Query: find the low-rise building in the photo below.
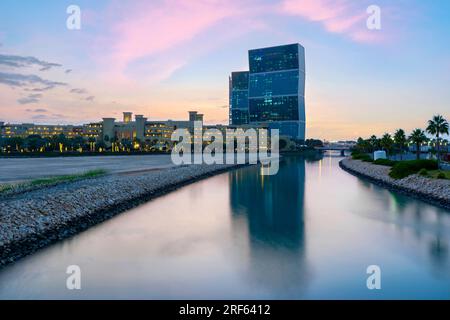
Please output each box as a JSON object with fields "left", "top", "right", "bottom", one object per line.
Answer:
{"left": 0, "top": 111, "right": 279, "bottom": 152}
{"left": 0, "top": 123, "right": 83, "bottom": 138}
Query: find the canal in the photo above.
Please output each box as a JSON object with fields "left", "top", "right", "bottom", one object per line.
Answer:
{"left": 0, "top": 154, "right": 449, "bottom": 299}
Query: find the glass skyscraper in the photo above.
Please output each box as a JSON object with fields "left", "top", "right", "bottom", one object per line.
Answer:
{"left": 229, "top": 71, "right": 249, "bottom": 126}
{"left": 229, "top": 43, "right": 306, "bottom": 140}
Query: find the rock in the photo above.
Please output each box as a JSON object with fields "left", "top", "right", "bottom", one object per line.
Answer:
{"left": 340, "top": 158, "right": 450, "bottom": 210}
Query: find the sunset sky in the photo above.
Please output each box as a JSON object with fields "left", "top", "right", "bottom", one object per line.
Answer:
{"left": 0, "top": 0, "right": 449, "bottom": 140}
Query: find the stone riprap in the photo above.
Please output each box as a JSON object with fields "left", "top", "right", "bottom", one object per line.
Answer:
{"left": 340, "top": 158, "right": 450, "bottom": 210}
{"left": 0, "top": 164, "right": 241, "bottom": 267}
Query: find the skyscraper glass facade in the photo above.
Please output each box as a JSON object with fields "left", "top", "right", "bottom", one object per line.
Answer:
{"left": 229, "top": 71, "right": 249, "bottom": 125}
{"left": 229, "top": 43, "right": 306, "bottom": 140}
{"left": 248, "top": 43, "right": 305, "bottom": 140}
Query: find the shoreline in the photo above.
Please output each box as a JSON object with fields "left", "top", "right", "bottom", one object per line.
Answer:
{"left": 339, "top": 158, "right": 450, "bottom": 211}
{"left": 0, "top": 164, "right": 246, "bottom": 268}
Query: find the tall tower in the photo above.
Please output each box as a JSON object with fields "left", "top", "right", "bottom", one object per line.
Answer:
{"left": 229, "top": 71, "right": 249, "bottom": 125}
{"left": 247, "top": 43, "right": 306, "bottom": 140}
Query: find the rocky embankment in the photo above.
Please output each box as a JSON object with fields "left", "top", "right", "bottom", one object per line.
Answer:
{"left": 340, "top": 158, "right": 450, "bottom": 210}
{"left": 0, "top": 164, "right": 241, "bottom": 267}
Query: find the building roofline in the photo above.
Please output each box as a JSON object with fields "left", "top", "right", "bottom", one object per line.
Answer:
{"left": 248, "top": 43, "right": 304, "bottom": 52}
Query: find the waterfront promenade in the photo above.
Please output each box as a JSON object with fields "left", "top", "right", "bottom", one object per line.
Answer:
{"left": 0, "top": 154, "right": 175, "bottom": 183}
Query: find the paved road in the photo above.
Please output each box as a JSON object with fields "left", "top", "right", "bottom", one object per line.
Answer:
{"left": 0, "top": 155, "right": 175, "bottom": 183}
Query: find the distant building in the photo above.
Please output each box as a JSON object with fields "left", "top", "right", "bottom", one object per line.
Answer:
{"left": 0, "top": 111, "right": 201, "bottom": 151}
{"left": 189, "top": 111, "right": 204, "bottom": 122}
{"left": 229, "top": 43, "right": 306, "bottom": 140}
{"left": 0, "top": 123, "right": 84, "bottom": 139}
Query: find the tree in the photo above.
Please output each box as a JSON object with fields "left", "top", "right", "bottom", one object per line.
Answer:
{"left": 96, "top": 141, "right": 106, "bottom": 152}
{"left": 393, "top": 129, "right": 407, "bottom": 160}
{"left": 369, "top": 135, "right": 380, "bottom": 152}
{"left": 121, "top": 138, "right": 132, "bottom": 152}
{"left": 133, "top": 138, "right": 142, "bottom": 151}
{"left": 0, "top": 137, "right": 6, "bottom": 152}
{"left": 409, "top": 129, "right": 428, "bottom": 160}
{"left": 380, "top": 133, "right": 394, "bottom": 155}
{"left": 25, "top": 135, "right": 45, "bottom": 152}
{"left": 355, "top": 137, "right": 371, "bottom": 154}
{"left": 71, "top": 136, "right": 85, "bottom": 151}
{"left": 110, "top": 136, "right": 118, "bottom": 152}
{"left": 305, "top": 139, "right": 324, "bottom": 148}
{"left": 55, "top": 134, "right": 67, "bottom": 152}
{"left": 7, "top": 137, "right": 24, "bottom": 152}
{"left": 426, "top": 114, "right": 449, "bottom": 167}
{"left": 88, "top": 137, "right": 96, "bottom": 152}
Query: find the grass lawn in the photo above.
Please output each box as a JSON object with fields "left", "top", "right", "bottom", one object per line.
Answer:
{"left": 0, "top": 169, "right": 108, "bottom": 194}
{"left": 427, "top": 170, "right": 450, "bottom": 179}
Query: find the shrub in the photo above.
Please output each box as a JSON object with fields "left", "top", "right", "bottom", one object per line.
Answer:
{"left": 418, "top": 168, "right": 428, "bottom": 176}
{"left": 437, "top": 172, "right": 447, "bottom": 179}
{"left": 373, "top": 159, "right": 397, "bottom": 166}
{"left": 389, "top": 160, "right": 438, "bottom": 179}
{"left": 352, "top": 153, "right": 372, "bottom": 162}
{"left": 351, "top": 152, "right": 363, "bottom": 159}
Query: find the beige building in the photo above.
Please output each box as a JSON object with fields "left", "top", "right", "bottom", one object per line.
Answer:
{"left": 1, "top": 111, "right": 275, "bottom": 151}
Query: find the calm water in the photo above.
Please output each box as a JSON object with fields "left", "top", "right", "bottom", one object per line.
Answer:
{"left": 1, "top": 154, "right": 449, "bottom": 299}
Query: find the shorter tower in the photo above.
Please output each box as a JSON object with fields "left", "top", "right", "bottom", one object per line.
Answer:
{"left": 123, "top": 112, "right": 132, "bottom": 123}
{"left": 135, "top": 115, "right": 147, "bottom": 141}
{"left": 188, "top": 111, "right": 198, "bottom": 122}
{"left": 102, "top": 118, "right": 115, "bottom": 145}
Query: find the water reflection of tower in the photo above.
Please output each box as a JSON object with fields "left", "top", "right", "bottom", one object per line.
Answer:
{"left": 229, "top": 156, "right": 310, "bottom": 298}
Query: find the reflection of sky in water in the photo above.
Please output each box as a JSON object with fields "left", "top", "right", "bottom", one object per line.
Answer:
{"left": 0, "top": 154, "right": 449, "bottom": 299}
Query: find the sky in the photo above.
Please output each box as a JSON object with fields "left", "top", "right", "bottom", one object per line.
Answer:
{"left": 0, "top": 0, "right": 449, "bottom": 141}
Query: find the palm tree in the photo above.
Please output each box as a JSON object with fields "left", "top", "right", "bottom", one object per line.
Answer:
{"left": 88, "top": 137, "right": 96, "bottom": 152}
{"left": 121, "top": 138, "right": 132, "bottom": 152}
{"left": 7, "top": 137, "right": 24, "bottom": 152}
{"left": 393, "top": 129, "right": 407, "bottom": 160}
{"left": 96, "top": 141, "right": 106, "bottom": 152}
{"left": 110, "top": 136, "right": 118, "bottom": 152}
{"left": 25, "top": 135, "right": 45, "bottom": 152}
{"left": 71, "top": 136, "right": 85, "bottom": 152}
{"left": 56, "top": 133, "right": 67, "bottom": 152}
{"left": 0, "top": 137, "right": 5, "bottom": 152}
{"left": 380, "top": 133, "right": 394, "bottom": 156}
{"left": 409, "top": 129, "right": 428, "bottom": 160}
{"left": 369, "top": 135, "right": 379, "bottom": 152}
{"left": 426, "top": 115, "right": 449, "bottom": 167}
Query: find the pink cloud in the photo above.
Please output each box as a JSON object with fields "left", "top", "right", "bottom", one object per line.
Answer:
{"left": 280, "top": 0, "right": 385, "bottom": 43}
{"left": 107, "top": 0, "right": 240, "bottom": 74}
{"left": 90, "top": 0, "right": 395, "bottom": 86}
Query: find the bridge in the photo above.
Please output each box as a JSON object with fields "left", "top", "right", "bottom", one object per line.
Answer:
{"left": 315, "top": 146, "right": 353, "bottom": 156}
